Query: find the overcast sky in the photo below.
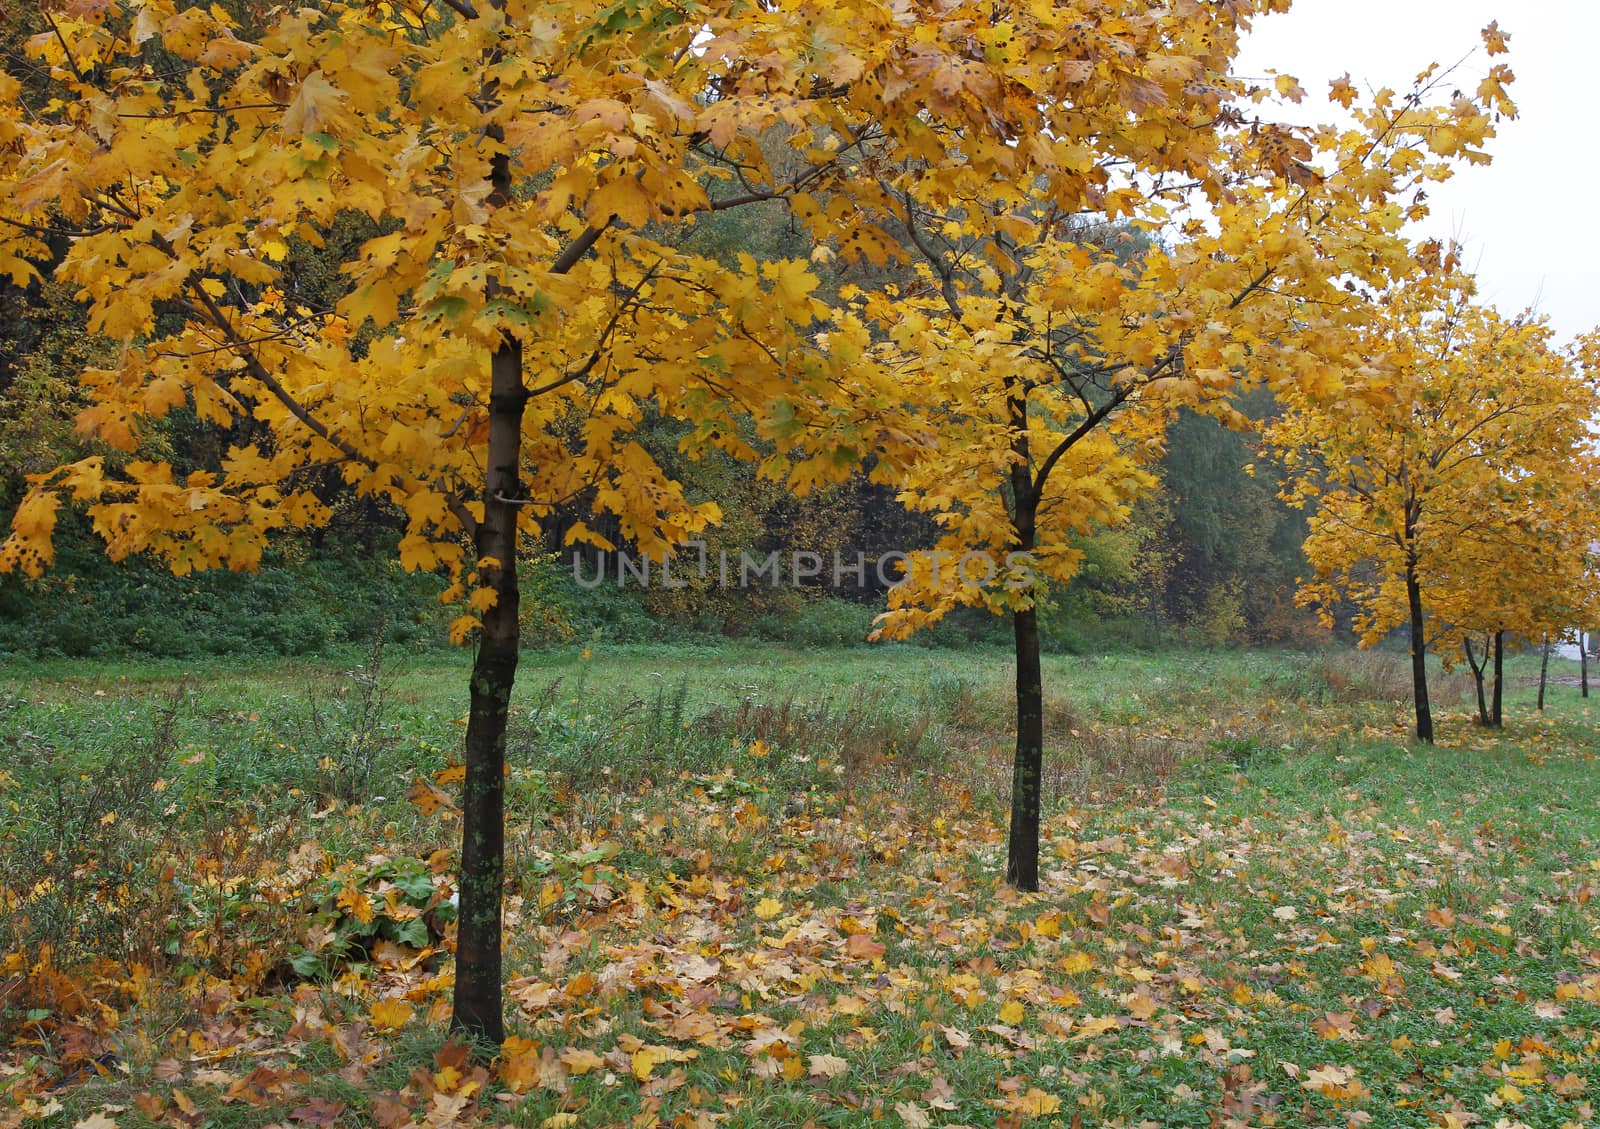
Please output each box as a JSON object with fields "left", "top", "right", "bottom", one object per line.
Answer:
{"left": 1235, "top": 1, "right": 1598, "bottom": 345}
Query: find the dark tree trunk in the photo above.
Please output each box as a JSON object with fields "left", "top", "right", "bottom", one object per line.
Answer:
{"left": 1002, "top": 375, "right": 1046, "bottom": 893}
{"left": 1583, "top": 632, "right": 1589, "bottom": 698}
{"left": 1006, "top": 603, "right": 1044, "bottom": 892}
{"left": 1538, "top": 634, "right": 1550, "bottom": 711}
{"left": 1404, "top": 566, "right": 1433, "bottom": 743}
{"left": 450, "top": 339, "right": 525, "bottom": 1046}
{"left": 1492, "top": 630, "right": 1504, "bottom": 727}
{"left": 1464, "top": 636, "right": 1490, "bottom": 726}
{"left": 450, "top": 53, "right": 523, "bottom": 1040}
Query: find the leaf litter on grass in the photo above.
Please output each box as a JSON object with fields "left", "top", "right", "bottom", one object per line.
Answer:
{"left": 3, "top": 676, "right": 1600, "bottom": 1129}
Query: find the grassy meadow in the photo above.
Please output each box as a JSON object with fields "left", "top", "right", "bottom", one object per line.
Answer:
{"left": 3, "top": 641, "right": 1599, "bottom": 1128}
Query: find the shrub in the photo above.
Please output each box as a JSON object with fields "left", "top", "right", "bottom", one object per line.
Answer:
{"left": 1193, "top": 580, "right": 1247, "bottom": 648}
{"left": 0, "top": 526, "right": 447, "bottom": 659}
{"left": 747, "top": 597, "right": 876, "bottom": 647}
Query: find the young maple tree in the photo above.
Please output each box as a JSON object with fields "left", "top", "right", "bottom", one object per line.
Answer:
{"left": 860, "top": 39, "right": 1517, "bottom": 888}
{"left": 1440, "top": 328, "right": 1600, "bottom": 723}
{"left": 0, "top": 0, "right": 1313, "bottom": 1041}
{"left": 1271, "top": 261, "right": 1596, "bottom": 743}
{"left": 1443, "top": 470, "right": 1600, "bottom": 727}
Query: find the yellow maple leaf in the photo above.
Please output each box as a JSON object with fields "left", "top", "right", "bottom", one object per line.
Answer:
{"left": 1126, "top": 992, "right": 1159, "bottom": 1020}
{"left": 370, "top": 998, "right": 413, "bottom": 1030}
{"left": 407, "top": 777, "right": 459, "bottom": 818}
{"left": 588, "top": 175, "right": 652, "bottom": 228}
{"left": 73, "top": 1115, "right": 121, "bottom": 1129}
{"left": 336, "top": 886, "right": 375, "bottom": 925}
{"left": 280, "top": 71, "right": 349, "bottom": 136}
{"left": 433, "top": 763, "right": 467, "bottom": 787}
{"left": 631, "top": 1047, "right": 663, "bottom": 1081}
{"left": 1061, "top": 952, "right": 1093, "bottom": 975}
{"left": 497, "top": 1035, "right": 539, "bottom": 1094}
{"left": 1004, "top": 1087, "right": 1061, "bottom": 1117}
{"left": 894, "top": 1101, "right": 931, "bottom": 1128}
{"left": 559, "top": 1048, "right": 605, "bottom": 1075}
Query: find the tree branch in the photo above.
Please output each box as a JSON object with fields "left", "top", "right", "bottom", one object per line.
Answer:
{"left": 40, "top": 11, "right": 86, "bottom": 85}
{"left": 550, "top": 221, "right": 610, "bottom": 275}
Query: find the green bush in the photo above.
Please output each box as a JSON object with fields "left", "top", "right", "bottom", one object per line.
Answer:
{"left": 747, "top": 597, "right": 876, "bottom": 647}
{"left": 524, "top": 553, "right": 663, "bottom": 644}
{"left": 0, "top": 526, "right": 446, "bottom": 659}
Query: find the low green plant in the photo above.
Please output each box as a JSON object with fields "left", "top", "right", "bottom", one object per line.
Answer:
{"left": 289, "top": 855, "right": 455, "bottom": 979}
{"left": 300, "top": 626, "right": 402, "bottom": 803}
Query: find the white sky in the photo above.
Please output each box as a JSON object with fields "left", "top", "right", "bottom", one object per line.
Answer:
{"left": 1235, "top": 0, "right": 1599, "bottom": 345}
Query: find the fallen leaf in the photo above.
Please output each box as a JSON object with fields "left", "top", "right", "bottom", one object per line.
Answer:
{"left": 370, "top": 998, "right": 413, "bottom": 1030}
{"left": 808, "top": 1053, "right": 849, "bottom": 1079}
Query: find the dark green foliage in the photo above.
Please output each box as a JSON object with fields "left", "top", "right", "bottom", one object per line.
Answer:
{"left": 745, "top": 596, "right": 877, "bottom": 647}
{"left": 0, "top": 522, "right": 446, "bottom": 658}
{"left": 1154, "top": 400, "right": 1313, "bottom": 644}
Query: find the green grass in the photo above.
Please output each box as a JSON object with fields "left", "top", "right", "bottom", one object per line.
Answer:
{"left": 3, "top": 642, "right": 1598, "bottom": 1128}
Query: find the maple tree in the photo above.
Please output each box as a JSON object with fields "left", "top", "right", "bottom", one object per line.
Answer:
{"left": 863, "top": 38, "right": 1517, "bottom": 887}
{"left": 1454, "top": 330, "right": 1600, "bottom": 723}
{"left": 1448, "top": 476, "right": 1600, "bottom": 727}
{"left": 1271, "top": 261, "right": 1598, "bottom": 743}
{"left": 0, "top": 0, "right": 1364, "bottom": 1041}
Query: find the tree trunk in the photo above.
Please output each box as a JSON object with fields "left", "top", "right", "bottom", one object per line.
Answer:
{"left": 447, "top": 0, "right": 537, "bottom": 1041}
{"left": 1404, "top": 566, "right": 1433, "bottom": 743}
{"left": 1464, "top": 636, "right": 1490, "bottom": 726}
{"left": 449, "top": 342, "right": 526, "bottom": 1046}
{"left": 1582, "top": 632, "right": 1589, "bottom": 698}
{"left": 1538, "top": 633, "right": 1550, "bottom": 711}
{"left": 1002, "top": 376, "right": 1046, "bottom": 892}
{"left": 1492, "top": 630, "right": 1504, "bottom": 727}
{"left": 1006, "top": 603, "right": 1044, "bottom": 892}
